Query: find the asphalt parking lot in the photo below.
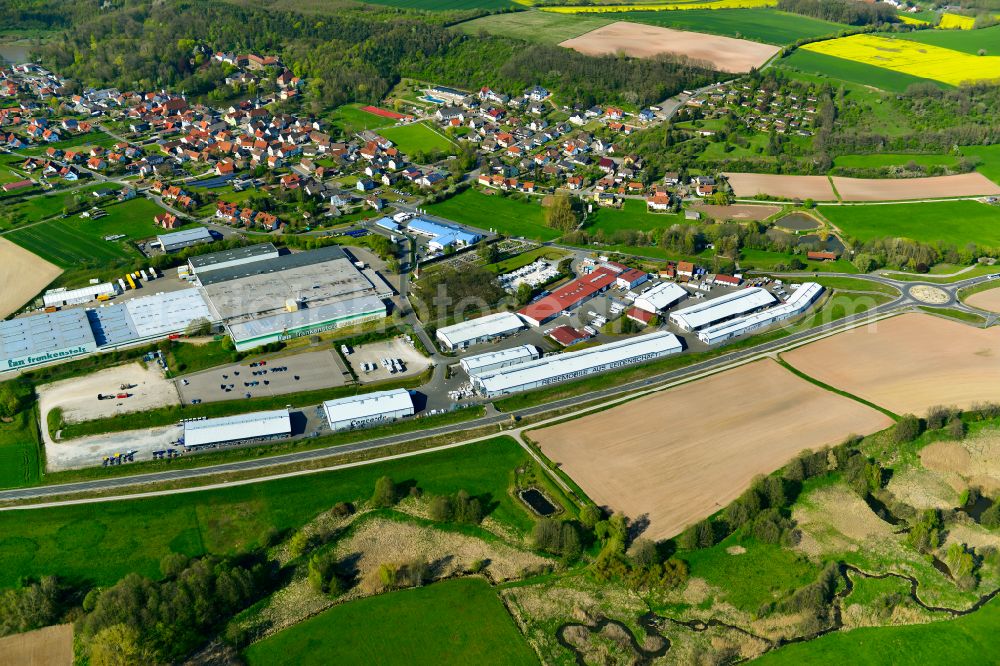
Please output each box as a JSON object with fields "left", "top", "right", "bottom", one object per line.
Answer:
{"left": 174, "top": 349, "right": 352, "bottom": 405}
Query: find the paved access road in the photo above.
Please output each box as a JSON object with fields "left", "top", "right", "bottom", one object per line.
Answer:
{"left": 1, "top": 271, "right": 996, "bottom": 504}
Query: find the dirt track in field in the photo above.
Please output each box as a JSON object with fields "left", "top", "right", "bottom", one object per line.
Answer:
{"left": 529, "top": 359, "right": 892, "bottom": 540}
{"left": 965, "top": 286, "right": 1000, "bottom": 312}
{"left": 0, "top": 623, "right": 73, "bottom": 666}
{"left": 558, "top": 22, "right": 779, "bottom": 73}
{"left": 782, "top": 312, "right": 1000, "bottom": 416}
{"left": 0, "top": 237, "right": 62, "bottom": 318}
{"left": 830, "top": 173, "right": 1000, "bottom": 201}
{"left": 723, "top": 172, "right": 837, "bottom": 200}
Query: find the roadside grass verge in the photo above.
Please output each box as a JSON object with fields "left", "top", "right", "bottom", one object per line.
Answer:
{"left": 0, "top": 436, "right": 531, "bottom": 588}
{"left": 916, "top": 306, "right": 987, "bottom": 325}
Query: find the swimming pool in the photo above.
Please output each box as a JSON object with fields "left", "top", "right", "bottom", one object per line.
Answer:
{"left": 422, "top": 95, "right": 446, "bottom": 105}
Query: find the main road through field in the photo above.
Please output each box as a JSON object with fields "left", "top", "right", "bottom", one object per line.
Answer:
{"left": 0, "top": 273, "right": 996, "bottom": 505}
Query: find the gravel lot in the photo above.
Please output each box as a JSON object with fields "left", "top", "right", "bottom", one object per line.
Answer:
{"left": 38, "top": 362, "right": 179, "bottom": 427}
{"left": 347, "top": 337, "right": 431, "bottom": 385}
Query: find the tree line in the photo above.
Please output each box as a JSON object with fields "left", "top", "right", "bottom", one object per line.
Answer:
{"left": 777, "top": 0, "right": 898, "bottom": 25}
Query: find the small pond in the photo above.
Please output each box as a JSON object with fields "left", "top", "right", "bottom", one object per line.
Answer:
{"left": 776, "top": 212, "right": 820, "bottom": 231}
{"left": 519, "top": 488, "right": 557, "bottom": 516}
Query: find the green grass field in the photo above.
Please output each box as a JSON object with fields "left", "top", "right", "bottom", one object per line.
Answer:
{"left": 329, "top": 103, "right": 394, "bottom": 135}
{"left": 243, "top": 578, "right": 537, "bottom": 665}
{"left": 0, "top": 437, "right": 532, "bottom": 587}
{"left": 0, "top": 410, "right": 40, "bottom": 489}
{"left": 755, "top": 596, "right": 1000, "bottom": 665}
{"left": 19, "top": 132, "right": 118, "bottom": 157}
{"left": 360, "top": 0, "right": 515, "bottom": 9}
{"left": 427, "top": 189, "right": 559, "bottom": 241}
{"left": 5, "top": 198, "right": 169, "bottom": 268}
{"left": 896, "top": 23, "right": 1000, "bottom": 55}
{"left": 779, "top": 49, "right": 945, "bottom": 92}
{"left": 0, "top": 184, "right": 109, "bottom": 227}
{"left": 960, "top": 144, "right": 1000, "bottom": 185}
{"left": 821, "top": 200, "right": 1000, "bottom": 247}
{"left": 485, "top": 246, "right": 569, "bottom": 274}
{"left": 620, "top": 8, "right": 846, "bottom": 44}
{"left": 585, "top": 199, "right": 684, "bottom": 234}
{"left": 456, "top": 11, "right": 612, "bottom": 44}
{"left": 379, "top": 122, "right": 456, "bottom": 155}
{"left": 739, "top": 248, "right": 859, "bottom": 273}
{"left": 833, "top": 153, "right": 958, "bottom": 169}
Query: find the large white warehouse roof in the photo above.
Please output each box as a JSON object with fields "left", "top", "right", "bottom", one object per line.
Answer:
{"left": 669, "top": 287, "right": 776, "bottom": 331}
{"left": 323, "top": 388, "right": 414, "bottom": 428}
{"left": 43, "top": 282, "right": 116, "bottom": 307}
{"left": 634, "top": 282, "right": 688, "bottom": 314}
{"left": 436, "top": 311, "right": 525, "bottom": 349}
{"left": 183, "top": 409, "right": 291, "bottom": 447}
{"left": 460, "top": 344, "right": 540, "bottom": 375}
{"left": 472, "top": 331, "right": 681, "bottom": 396}
{"left": 698, "top": 283, "right": 824, "bottom": 345}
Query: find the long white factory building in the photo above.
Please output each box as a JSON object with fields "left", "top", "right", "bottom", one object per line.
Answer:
{"left": 633, "top": 282, "right": 688, "bottom": 314}
{"left": 182, "top": 409, "right": 292, "bottom": 448}
{"left": 469, "top": 331, "right": 682, "bottom": 398}
{"left": 697, "top": 283, "right": 824, "bottom": 345}
{"left": 323, "top": 388, "right": 415, "bottom": 432}
{"left": 436, "top": 311, "right": 525, "bottom": 350}
{"left": 669, "top": 287, "right": 776, "bottom": 331}
{"left": 460, "top": 344, "right": 540, "bottom": 376}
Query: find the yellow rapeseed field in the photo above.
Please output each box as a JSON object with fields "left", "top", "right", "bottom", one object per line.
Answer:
{"left": 801, "top": 34, "right": 1000, "bottom": 86}
{"left": 939, "top": 12, "right": 976, "bottom": 29}
{"left": 541, "top": 0, "right": 774, "bottom": 13}
{"left": 896, "top": 14, "right": 931, "bottom": 26}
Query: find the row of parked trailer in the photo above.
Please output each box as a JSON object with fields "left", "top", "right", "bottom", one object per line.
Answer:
{"left": 117, "top": 266, "right": 159, "bottom": 293}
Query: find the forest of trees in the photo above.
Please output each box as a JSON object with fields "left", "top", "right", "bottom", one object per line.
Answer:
{"left": 777, "top": 0, "right": 898, "bottom": 25}
{"left": 23, "top": 0, "right": 716, "bottom": 111}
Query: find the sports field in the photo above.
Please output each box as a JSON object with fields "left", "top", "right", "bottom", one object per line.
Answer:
{"left": 756, "top": 597, "right": 1000, "bottom": 665}
{"left": 426, "top": 188, "right": 558, "bottom": 240}
{"left": 0, "top": 436, "right": 531, "bottom": 587}
{"left": 529, "top": 359, "right": 893, "bottom": 539}
{"left": 782, "top": 312, "right": 1000, "bottom": 416}
{"left": 244, "top": 579, "right": 536, "bottom": 666}
{"left": 0, "top": 236, "right": 62, "bottom": 317}
{"left": 821, "top": 200, "right": 1000, "bottom": 247}
{"left": 779, "top": 48, "right": 941, "bottom": 92}
{"left": 559, "top": 21, "right": 780, "bottom": 72}
{"left": 801, "top": 34, "right": 1000, "bottom": 86}
{"left": 618, "top": 8, "right": 845, "bottom": 44}
{"left": 379, "top": 122, "right": 455, "bottom": 155}
{"left": 329, "top": 103, "right": 394, "bottom": 134}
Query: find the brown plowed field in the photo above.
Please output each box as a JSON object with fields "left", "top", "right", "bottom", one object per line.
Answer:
{"left": 530, "top": 359, "right": 892, "bottom": 540}
{"left": 830, "top": 173, "right": 1000, "bottom": 201}
{"left": 964, "top": 286, "right": 1000, "bottom": 313}
{"left": 723, "top": 173, "right": 837, "bottom": 200}
{"left": 0, "top": 237, "right": 62, "bottom": 318}
{"left": 0, "top": 623, "right": 73, "bottom": 666}
{"left": 782, "top": 312, "right": 1000, "bottom": 416}
{"left": 558, "top": 22, "right": 779, "bottom": 73}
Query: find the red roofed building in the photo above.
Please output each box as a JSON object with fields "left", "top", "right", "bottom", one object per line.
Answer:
{"left": 616, "top": 268, "right": 648, "bottom": 290}
{"left": 548, "top": 325, "right": 589, "bottom": 347}
{"left": 713, "top": 274, "right": 741, "bottom": 287}
{"left": 626, "top": 307, "right": 653, "bottom": 326}
{"left": 517, "top": 267, "right": 619, "bottom": 327}
{"left": 807, "top": 251, "right": 837, "bottom": 261}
